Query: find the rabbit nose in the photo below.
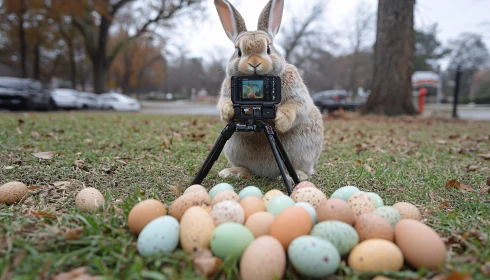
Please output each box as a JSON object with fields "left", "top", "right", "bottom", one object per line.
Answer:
{"left": 248, "top": 62, "right": 262, "bottom": 68}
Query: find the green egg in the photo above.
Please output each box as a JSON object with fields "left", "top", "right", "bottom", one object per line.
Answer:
{"left": 330, "top": 186, "right": 360, "bottom": 201}
{"left": 373, "top": 206, "right": 401, "bottom": 228}
{"left": 209, "top": 183, "right": 234, "bottom": 200}
{"left": 266, "top": 195, "right": 295, "bottom": 216}
{"left": 210, "top": 223, "right": 254, "bottom": 259}
{"left": 238, "top": 186, "right": 263, "bottom": 200}
{"left": 311, "top": 221, "right": 359, "bottom": 255}
{"left": 367, "top": 192, "right": 384, "bottom": 207}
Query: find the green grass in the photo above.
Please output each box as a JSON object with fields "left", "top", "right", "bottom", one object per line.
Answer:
{"left": 1, "top": 111, "right": 489, "bottom": 279}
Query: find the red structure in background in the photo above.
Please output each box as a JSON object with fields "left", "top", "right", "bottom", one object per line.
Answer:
{"left": 418, "top": 87, "right": 427, "bottom": 113}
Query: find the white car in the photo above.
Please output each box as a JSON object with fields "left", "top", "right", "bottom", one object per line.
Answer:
{"left": 51, "top": 88, "right": 79, "bottom": 109}
{"left": 99, "top": 93, "right": 140, "bottom": 111}
{"left": 77, "top": 92, "right": 101, "bottom": 109}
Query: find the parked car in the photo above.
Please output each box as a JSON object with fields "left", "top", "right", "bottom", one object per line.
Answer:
{"left": 77, "top": 92, "right": 101, "bottom": 109}
{"left": 51, "top": 88, "right": 79, "bottom": 110}
{"left": 99, "top": 93, "right": 140, "bottom": 111}
{"left": 312, "top": 89, "right": 364, "bottom": 113}
{"left": 0, "top": 77, "right": 55, "bottom": 110}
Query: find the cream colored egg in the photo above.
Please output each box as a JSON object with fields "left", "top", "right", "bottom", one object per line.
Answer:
{"left": 211, "top": 200, "right": 245, "bottom": 226}
{"left": 240, "top": 235, "right": 286, "bottom": 280}
{"left": 127, "top": 199, "right": 167, "bottom": 235}
{"left": 348, "top": 239, "right": 404, "bottom": 272}
{"left": 0, "top": 181, "right": 28, "bottom": 205}
{"left": 316, "top": 198, "right": 356, "bottom": 225}
{"left": 347, "top": 191, "right": 376, "bottom": 217}
{"left": 392, "top": 202, "right": 422, "bottom": 220}
{"left": 291, "top": 187, "right": 327, "bottom": 209}
{"left": 75, "top": 187, "right": 105, "bottom": 211}
{"left": 180, "top": 206, "right": 215, "bottom": 254}
{"left": 263, "top": 190, "right": 284, "bottom": 207}
{"left": 169, "top": 191, "right": 211, "bottom": 221}
{"left": 240, "top": 196, "right": 266, "bottom": 220}
{"left": 245, "top": 211, "right": 275, "bottom": 237}
{"left": 211, "top": 190, "right": 239, "bottom": 205}
{"left": 184, "top": 184, "right": 207, "bottom": 194}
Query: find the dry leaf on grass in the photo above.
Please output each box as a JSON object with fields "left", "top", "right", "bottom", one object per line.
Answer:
{"left": 192, "top": 248, "right": 222, "bottom": 277}
{"left": 355, "top": 143, "right": 369, "bottom": 153}
{"left": 16, "top": 127, "right": 23, "bottom": 135}
{"left": 436, "top": 139, "right": 447, "bottom": 145}
{"left": 487, "top": 175, "right": 490, "bottom": 186}
{"left": 53, "top": 267, "right": 102, "bottom": 280}
{"left": 32, "top": 151, "right": 57, "bottom": 160}
{"left": 73, "top": 160, "right": 89, "bottom": 171}
{"left": 363, "top": 164, "right": 374, "bottom": 174}
{"left": 62, "top": 227, "right": 84, "bottom": 240}
{"left": 445, "top": 179, "right": 474, "bottom": 192}
{"left": 436, "top": 201, "right": 449, "bottom": 210}
{"left": 169, "top": 184, "right": 181, "bottom": 197}
{"left": 31, "top": 131, "right": 40, "bottom": 138}
{"left": 480, "top": 186, "right": 490, "bottom": 194}
{"left": 30, "top": 210, "right": 56, "bottom": 218}
{"left": 446, "top": 271, "right": 472, "bottom": 280}
{"left": 481, "top": 262, "right": 490, "bottom": 278}
{"left": 478, "top": 154, "right": 490, "bottom": 160}
{"left": 466, "top": 165, "right": 478, "bottom": 172}
{"left": 4, "top": 166, "right": 15, "bottom": 170}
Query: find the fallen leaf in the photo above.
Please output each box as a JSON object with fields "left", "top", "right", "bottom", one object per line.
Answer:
{"left": 480, "top": 186, "right": 490, "bottom": 194}
{"left": 445, "top": 179, "right": 474, "bottom": 192}
{"left": 53, "top": 267, "right": 101, "bottom": 280}
{"left": 23, "top": 145, "right": 35, "bottom": 149}
{"left": 355, "top": 143, "right": 368, "bottom": 153}
{"left": 363, "top": 164, "right": 374, "bottom": 174}
{"left": 28, "top": 186, "right": 40, "bottom": 190}
{"left": 46, "top": 132, "right": 58, "bottom": 140}
{"left": 53, "top": 181, "right": 71, "bottom": 190}
{"left": 18, "top": 119, "right": 25, "bottom": 125}
{"left": 446, "top": 271, "right": 472, "bottom": 280}
{"left": 191, "top": 248, "right": 222, "bottom": 277}
{"left": 449, "top": 134, "right": 460, "bottom": 139}
{"left": 487, "top": 175, "right": 490, "bottom": 186}
{"left": 84, "top": 139, "right": 93, "bottom": 145}
{"left": 16, "top": 127, "right": 23, "bottom": 135}
{"left": 481, "top": 262, "right": 490, "bottom": 277}
{"left": 73, "top": 159, "right": 89, "bottom": 171}
{"left": 4, "top": 166, "right": 15, "bottom": 170}
{"left": 62, "top": 227, "right": 83, "bottom": 240}
{"left": 30, "top": 210, "right": 56, "bottom": 218}
{"left": 466, "top": 165, "right": 478, "bottom": 172}
{"left": 478, "top": 154, "right": 490, "bottom": 160}
{"left": 436, "top": 201, "right": 449, "bottom": 210}
{"left": 32, "top": 151, "right": 57, "bottom": 160}
{"left": 31, "top": 131, "right": 40, "bottom": 138}
{"left": 436, "top": 139, "right": 447, "bottom": 144}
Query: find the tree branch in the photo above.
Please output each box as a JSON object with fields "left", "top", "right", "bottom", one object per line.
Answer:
{"left": 111, "top": 0, "right": 135, "bottom": 16}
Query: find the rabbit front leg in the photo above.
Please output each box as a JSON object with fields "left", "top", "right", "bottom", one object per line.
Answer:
{"left": 218, "top": 99, "right": 234, "bottom": 122}
{"left": 274, "top": 102, "right": 302, "bottom": 133}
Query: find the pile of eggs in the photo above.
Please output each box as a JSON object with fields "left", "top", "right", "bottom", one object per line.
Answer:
{"left": 127, "top": 182, "right": 447, "bottom": 279}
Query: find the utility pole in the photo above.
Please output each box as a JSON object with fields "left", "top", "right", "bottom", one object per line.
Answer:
{"left": 452, "top": 65, "right": 462, "bottom": 118}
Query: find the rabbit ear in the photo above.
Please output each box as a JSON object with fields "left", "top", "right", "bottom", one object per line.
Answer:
{"left": 257, "top": 0, "right": 284, "bottom": 41}
{"left": 215, "top": 0, "right": 247, "bottom": 42}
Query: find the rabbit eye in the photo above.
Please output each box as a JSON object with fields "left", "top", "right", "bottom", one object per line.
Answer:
{"left": 237, "top": 48, "right": 242, "bottom": 57}
{"left": 267, "top": 45, "right": 271, "bottom": 55}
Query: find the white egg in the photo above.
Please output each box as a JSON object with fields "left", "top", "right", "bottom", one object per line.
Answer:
{"left": 137, "top": 216, "right": 180, "bottom": 256}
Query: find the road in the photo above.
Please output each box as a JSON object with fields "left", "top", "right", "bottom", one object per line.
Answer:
{"left": 141, "top": 101, "right": 490, "bottom": 121}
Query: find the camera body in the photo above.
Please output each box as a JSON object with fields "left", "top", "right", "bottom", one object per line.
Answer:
{"left": 231, "top": 76, "right": 281, "bottom": 120}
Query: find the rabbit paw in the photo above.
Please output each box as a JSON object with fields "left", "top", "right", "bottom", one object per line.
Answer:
{"left": 218, "top": 167, "right": 250, "bottom": 179}
{"left": 219, "top": 100, "right": 234, "bottom": 122}
{"left": 274, "top": 110, "right": 293, "bottom": 133}
{"left": 276, "top": 170, "right": 308, "bottom": 182}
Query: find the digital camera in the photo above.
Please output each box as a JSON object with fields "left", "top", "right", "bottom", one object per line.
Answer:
{"left": 231, "top": 76, "right": 281, "bottom": 120}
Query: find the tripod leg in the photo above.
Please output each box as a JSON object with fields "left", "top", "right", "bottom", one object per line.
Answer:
{"left": 263, "top": 125, "right": 294, "bottom": 195}
{"left": 272, "top": 132, "right": 300, "bottom": 185}
{"left": 192, "top": 123, "right": 236, "bottom": 185}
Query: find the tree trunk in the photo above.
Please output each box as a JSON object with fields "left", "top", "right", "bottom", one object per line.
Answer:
{"left": 67, "top": 39, "right": 77, "bottom": 89}
{"left": 33, "top": 44, "right": 40, "bottom": 80}
{"left": 18, "top": 1, "right": 27, "bottom": 78}
{"left": 91, "top": 17, "right": 111, "bottom": 94}
{"left": 361, "top": 0, "right": 417, "bottom": 115}
{"left": 92, "top": 56, "right": 108, "bottom": 94}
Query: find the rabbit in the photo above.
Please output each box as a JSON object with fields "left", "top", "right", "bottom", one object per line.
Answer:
{"left": 214, "top": 0, "right": 324, "bottom": 181}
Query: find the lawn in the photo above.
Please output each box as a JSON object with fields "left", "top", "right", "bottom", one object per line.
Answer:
{"left": 0, "top": 111, "right": 489, "bottom": 279}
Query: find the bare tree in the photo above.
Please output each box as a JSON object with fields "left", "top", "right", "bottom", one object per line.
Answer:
{"left": 362, "top": 0, "right": 418, "bottom": 115}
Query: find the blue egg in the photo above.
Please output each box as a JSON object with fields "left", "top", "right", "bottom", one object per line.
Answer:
{"left": 266, "top": 195, "right": 295, "bottom": 216}
{"left": 238, "top": 186, "right": 263, "bottom": 200}
{"left": 330, "top": 186, "right": 360, "bottom": 201}
{"left": 209, "top": 183, "right": 234, "bottom": 199}
{"left": 137, "top": 216, "right": 180, "bottom": 256}
{"left": 288, "top": 236, "right": 340, "bottom": 277}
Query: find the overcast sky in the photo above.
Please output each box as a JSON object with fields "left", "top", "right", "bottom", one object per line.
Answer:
{"left": 174, "top": 0, "right": 490, "bottom": 69}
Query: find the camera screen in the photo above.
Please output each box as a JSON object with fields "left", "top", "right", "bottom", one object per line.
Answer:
{"left": 242, "top": 80, "right": 264, "bottom": 100}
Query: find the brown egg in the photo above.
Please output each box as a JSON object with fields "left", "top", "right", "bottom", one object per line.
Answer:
{"left": 316, "top": 198, "right": 356, "bottom": 225}
{"left": 395, "top": 219, "right": 446, "bottom": 270}
{"left": 240, "top": 235, "right": 286, "bottom": 280}
{"left": 291, "top": 187, "right": 327, "bottom": 209}
{"left": 293, "top": 181, "right": 317, "bottom": 190}
{"left": 184, "top": 184, "right": 207, "bottom": 194}
{"left": 392, "top": 202, "right": 422, "bottom": 220}
{"left": 348, "top": 191, "right": 376, "bottom": 217}
{"left": 169, "top": 191, "right": 211, "bottom": 221}
{"left": 269, "top": 206, "right": 312, "bottom": 249}
{"left": 240, "top": 196, "right": 266, "bottom": 220}
{"left": 75, "top": 187, "right": 105, "bottom": 211}
{"left": 263, "top": 189, "right": 284, "bottom": 207}
{"left": 180, "top": 206, "right": 215, "bottom": 253}
{"left": 348, "top": 239, "right": 403, "bottom": 272}
{"left": 211, "top": 190, "right": 239, "bottom": 205}
{"left": 354, "top": 213, "right": 394, "bottom": 242}
{"left": 245, "top": 212, "right": 275, "bottom": 237}
{"left": 127, "top": 199, "right": 167, "bottom": 234}
{"left": 0, "top": 181, "right": 28, "bottom": 205}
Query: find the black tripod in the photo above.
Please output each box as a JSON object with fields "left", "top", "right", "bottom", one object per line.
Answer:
{"left": 191, "top": 119, "right": 300, "bottom": 195}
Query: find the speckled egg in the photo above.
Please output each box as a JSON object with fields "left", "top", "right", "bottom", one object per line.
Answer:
{"left": 348, "top": 239, "right": 404, "bottom": 272}
{"left": 210, "top": 223, "right": 254, "bottom": 259}
{"left": 295, "top": 202, "right": 317, "bottom": 224}
{"left": 75, "top": 187, "right": 105, "bottom": 211}
{"left": 238, "top": 186, "right": 263, "bottom": 200}
{"left": 316, "top": 198, "right": 356, "bottom": 225}
{"left": 137, "top": 216, "right": 179, "bottom": 256}
{"left": 209, "top": 183, "right": 234, "bottom": 200}
{"left": 240, "top": 235, "right": 286, "bottom": 280}
{"left": 392, "top": 202, "right": 422, "bottom": 220}
{"left": 372, "top": 206, "right": 401, "bottom": 228}
{"left": 288, "top": 236, "right": 341, "bottom": 277}
{"left": 291, "top": 187, "right": 327, "bottom": 209}
{"left": 347, "top": 191, "right": 376, "bottom": 217}
{"left": 169, "top": 191, "right": 211, "bottom": 221}
{"left": 211, "top": 190, "right": 239, "bottom": 205}
{"left": 330, "top": 186, "right": 360, "bottom": 201}
{"left": 0, "top": 181, "right": 28, "bottom": 205}
{"left": 211, "top": 200, "right": 245, "bottom": 226}
{"left": 311, "top": 221, "right": 359, "bottom": 255}
{"left": 128, "top": 199, "right": 167, "bottom": 234}
{"left": 270, "top": 206, "right": 312, "bottom": 249}
{"left": 184, "top": 184, "right": 207, "bottom": 194}
{"left": 395, "top": 219, "right": 446, "bottom": 270}
{"left": 240, "top": 196, "right": 266, "bottom": 220}
{"left": 354, "top": 213, "right": 394, "bottom": 242}
{"left": 267, "top": 195, "right": 295, "bottom": 216}
{"left": 245, "top": 211, "right": 275, "bottom": 237}
{"left": 293, "top": 181, "right": 317, "bottom": 190}
{"left": 367, "top": 192, "right": 384, "bottom": 207}
{"left": 180, "top": 206, "right": 215, "bottom": 253}
{"left": 262, "top": 189, "right": 284, "bottom": 207}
